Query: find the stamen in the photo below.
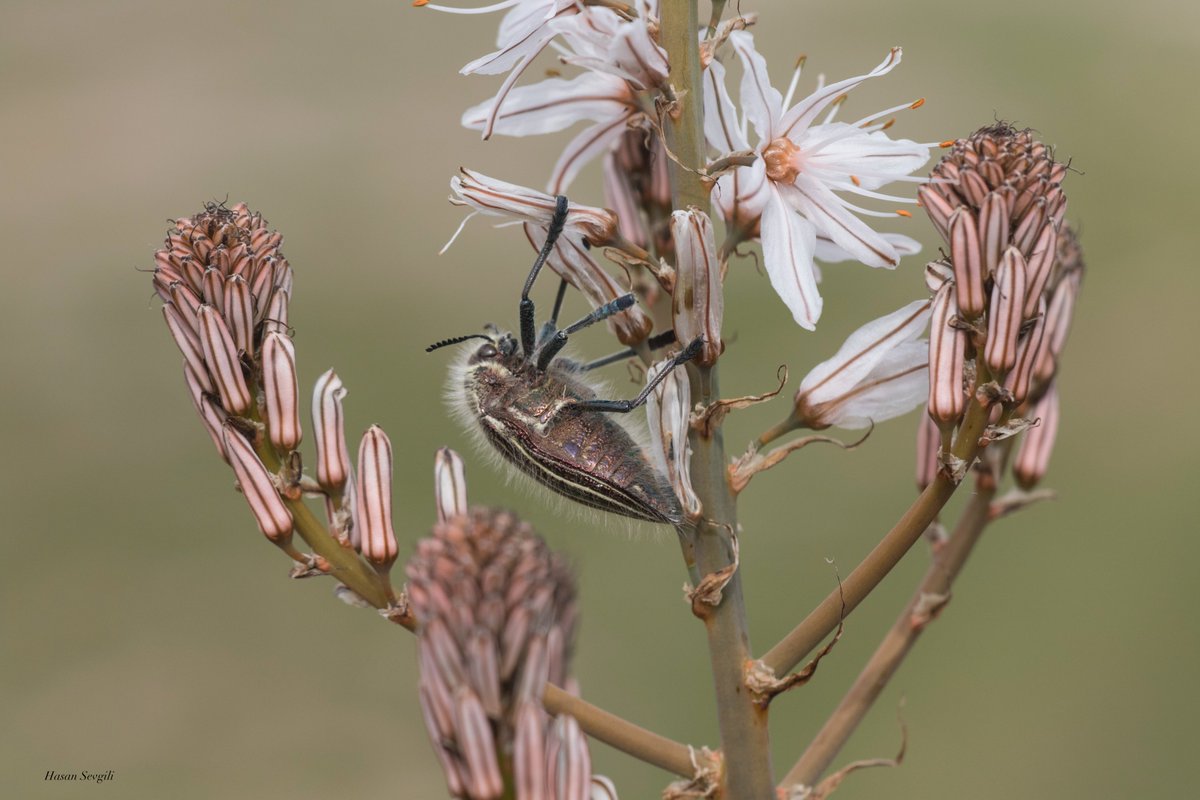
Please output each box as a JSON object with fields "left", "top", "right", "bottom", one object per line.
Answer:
{"left": 439, "top": 211, "right": 478, "bottom": 255}
{"left": 782, "top": 54, "right": 807, "bottom": 112}
{"left": 821, "top": 94, "right": 847, "bottom": 125}
{"left": 417, "top": 0, "right": 520, "bottom": 14}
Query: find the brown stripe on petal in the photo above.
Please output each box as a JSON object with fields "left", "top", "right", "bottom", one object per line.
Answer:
{"left": 466, "top": 629, "right": 502, "bottom": 719}
{"left": 978, "top": 192, "right": 1010, "bottom": 277}
{"left": 197, "top": 305, "right": 252, "bottom": 414}
{"left": 917, "top": 185, "right": 955, "bottom": 240}
{"left": 924, "top": 260, "right": 953, "bottom": 294}
{"left": 1022, "top": 225, "right": 1058, "bottom": 319}
{"left": 223, "top": 275, "right": 254, "bottom": 355}
{"left": 916, "top": 408, "right": 940, "bottom": 491}
{"left": 222, "top": 424, "right": 293, "bottom": 542}
{"left": 671, "top": 208, "right": 723, "bottom": 366}
{"left": 312, "top": 370, "right": 351, "bottom": 490}
{"left": 434, "top": 447, "right": 469, "bottom": 523}
{"left": 1013, "top": 386, "right": 1059, "bottom": 489}
{"left": 184, "top": 363, "right": 228, "bottom": 460}
{"left": 958, "top": 168, "right": 989, "bottom": 207}
{"left": 262, "top": 333, "right": 302, "bottom": 451}
{"left": 984, "top": 247, "right": 1028, "bottom": 378}
{"left": 949, "top": 209, "right": 985, "bottom": 318}
{"left": 514, "top": 702, "right": 548, "bottom": 800}
{"left": 355, "top": 425, "right": 397, "bottom": 572}
{"left": 263, "top": 288, "right": 290, "bottom": 335}
{"left": 249, "top": 258, "right": 276, "bottom": 315}
{"left": 454, "top": 687, "right": 504, "bottom": 800}
{"left": 927, "top": 282, "right": 966, "bottom": 427}
{"left": 201, "top": 269, "right": 225, "bottom": 316}
{"left": 1006, "top": 297, "right": 1046, "bottom": 405}
{"left": 163, "top": 304, "right": 213, "bottom": 395}
{"left": 168, "top": 282, "right": 203, "bottom": 334}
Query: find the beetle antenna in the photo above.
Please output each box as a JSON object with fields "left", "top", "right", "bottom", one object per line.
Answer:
{"left": 425, "top": 333, "right": 492, "bottom": 353}
{"left": 519, "top": 195, "right": 570, "bottom": 355}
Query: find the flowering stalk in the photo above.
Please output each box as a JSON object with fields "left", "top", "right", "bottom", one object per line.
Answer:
{"left": 661, "top": 1, "right": 776, "bottom": 797}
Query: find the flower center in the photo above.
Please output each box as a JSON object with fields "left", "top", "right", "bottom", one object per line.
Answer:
{"left": 762, "top": 137, "right": 802, "bottom": 184}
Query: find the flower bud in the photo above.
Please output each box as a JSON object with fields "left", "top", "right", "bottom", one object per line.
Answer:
{"left": 924, "top": 260, "right": 953, "bottom": 295}
{"left": 1022, "top": 225, "right": 1058, "bottom": 319}
{"left": 162, "top": 304, "right": 212, "bottom": 395}
{"left": 1006, "top": 296, "right": 1046, "bottom": 406}
{"left": 916, "top": 408, "right": 940, "bottom": 491}
{"left": 222, "top": 424, "right": 293, "bottom": 544}
{"left": 222, "top": 274, "right": 255, "bottom": 355}
{"left": 670, "top": 207, "right": 723, "bottom": 366}
{"left": 262, "top": 332, "right": 302, "bottom": 451}
{"left": 978, "top": 192, "right": 1010, "bottom": 277}
{"left": 949, "top": 209, "right": 985, "bottom": 318}
{"left": 355, "top": 425, "right": 397, "bottom": 573}
{"left": 184, "top": 363, "right": 227, "bottom": 460}
{"left": 407, "top": 509, "right": 585, "bottom": 800}
{"left": 197, "top": 304, "right": 252, "bottom": 414}
{"left": 645, "top": 358, "right": 700, "bottom": 521}
{"left": 434, "top": 447, "right": 469, "bottom": 523}
{"left": 312, "top": 369, "right": 351, "bottom": 491}
{"left": 927, "top": 282, "right": 967, "bottom": 427}
{"left": 984, "top": 247, "right": 1028, "bottom": 379}
{"left": 1013, "top": 386, "right": 1059, "bottom": 489}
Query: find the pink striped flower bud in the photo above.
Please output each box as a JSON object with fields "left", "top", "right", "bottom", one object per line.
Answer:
{"left": 184, "top": 363, "right": 227, "bottom": 460}
{"left": 261, "top": 332, "right": 302, "bottom": 451}
{"left": 197, "top": 304, "right": 252, "bottom": 414}
{"left": 645, "top": 358, "right": 701, "bottom": 521}
{"left": 1022, "top": 225, "right": 1058, "bottom": 319}
{"left": 222, "top": 424, "right": 293, "bottom": 544}
{"left": 162, "top": 303, "right": 212, "bottom": 394}
{"left": 916, "top": 408, "right": 940, "bottom": 491}
{"left": 948, "top": 209, "right": 985, "bottom": 318}
{"left": 406, "top": 509, "right": 585, "bottom": 800}
{"left": 984, "top": 247, "right": 1028, "bottom": 379}
{"left": 434, "top": 447, "right": 469, "bottom": 523}
{"left": 978, "top": 191, "right": 1010, "bottom": 277}
{"left": 1006, "top": 296, "right": 1047, "bottom": 405}
{"left": 312, "top": 369, "right": 351, "bottom": 491}
{"left": 924, "top": 260, "right": 953, "bottom": 294}
{"left": 222, "top": 274, "right": 255, "bottom": 354}
{"left": 793, "top": 300, "right": 931, "bottom": 430}
{"left": 355, "top": 425, "right": 397, "bottom": 573}
{"left": 1013, "top": 386, "right": 1060, "bottom": 489}
{"left": 670, "top": 207, "right": 723, "bottom": 366}
{"left": 927, "top": 282, "right": 967, "bottom": 427}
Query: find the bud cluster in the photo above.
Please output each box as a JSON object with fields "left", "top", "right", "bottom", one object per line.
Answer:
{"left": 406, "top": 508, "right": 591, "bottom": 800}
{"left": 917, "top": 126, "right": 1084, "bottom": 486}
{"left": 152, "top": 203, "right": 401, "bottom": 587}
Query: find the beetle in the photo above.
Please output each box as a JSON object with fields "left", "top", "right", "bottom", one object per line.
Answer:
{"left": 427, "top": 195, "right": 701, "bottom": 524}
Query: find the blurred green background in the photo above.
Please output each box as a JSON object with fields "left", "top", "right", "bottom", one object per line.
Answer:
{"left": 3, "top": 0, "right": 1194, "bottom": 797}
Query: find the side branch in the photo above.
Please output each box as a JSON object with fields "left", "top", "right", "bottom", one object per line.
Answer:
{"left": 781, "top": 480, "right": 996, "bottom": 789}
{"left": 760, "top": 397, "right": 992, "bottom": 676}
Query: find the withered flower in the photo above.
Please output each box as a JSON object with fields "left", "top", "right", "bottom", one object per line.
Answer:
{"left": 407, "top": 508, "right": 590, "bottom": 800}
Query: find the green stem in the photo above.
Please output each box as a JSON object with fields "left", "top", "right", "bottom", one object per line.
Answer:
{"left": 760, "top": 396, "right": 993, "bottom": 676}
{"left": 781, "top": 474, "right": 997, "bottom": 789}
{"left": 661, "top": 2, "right": 775, "bottom": 795}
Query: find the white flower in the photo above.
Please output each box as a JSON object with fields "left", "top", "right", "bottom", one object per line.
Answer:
{"left": 704, "top": 31, "right": 931, "bottom": 330}
{"left": 793, "top": 299, "right": 931, "bottom": 429}
{"left": 462, "top": 70, "right": 641, "bottom": 193}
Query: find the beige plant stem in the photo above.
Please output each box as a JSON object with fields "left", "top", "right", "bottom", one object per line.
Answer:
{"left": 251, "top": 418, "right": 697, "bottom": 776}
{"left": 760, "top": 397, "right": 992, "bottom": 677}
{"left": 661, "top": 1, "right": 777, "bottom": 797}
{"left": 781, "top": 477, "right": 997, "bottom": 790}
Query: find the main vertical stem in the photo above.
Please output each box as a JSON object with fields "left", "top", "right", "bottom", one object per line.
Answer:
{"left": 660, "top": 2, "right": 776, "bottom": 797}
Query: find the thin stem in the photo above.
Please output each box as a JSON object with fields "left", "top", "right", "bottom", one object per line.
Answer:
{"left": 760, "top": 397, "right": 992, "bottom": 676}
{"left": 660, "top": 0, "right": 776, "bottom": 796}
{"left": 781, "top": 477, "right": 996, "bottom": 789}
{"left": 542, "top": 684, "right": 697, "bottom": 777}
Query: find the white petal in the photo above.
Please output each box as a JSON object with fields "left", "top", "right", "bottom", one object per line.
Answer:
{"left": 703, "top": 58, "right": 750, "bottom": 152}
{"left": 778, "top": 47, "right": 902, "bottom": 139}
{"left": 548, "top": 111, "right": 635, "bottom": 194}
{"left": 462, "top": 72, "right": 631, "bottom": 136}
{"left": 790, "top": 175, "right": 899, "bottom": 268}
{"left": 834, "top": 357, "right": 928, "bottom": 429}
{"left": 728, "top": 30, "right": 781, "bottom": 142}
{"left": 713, "top": 158, "right": 769, "bottom": 226}
{"left": 814, "top": 232, "right": 921, "bottom": 263}
{"left": 804, "top": 127, "right": 931, "bottom": 190}
{"left": 760, "top": 186, "right": 821, "bottom": 330}
{"left": 799, "top": 299, "right": 931, "bottom": 404}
